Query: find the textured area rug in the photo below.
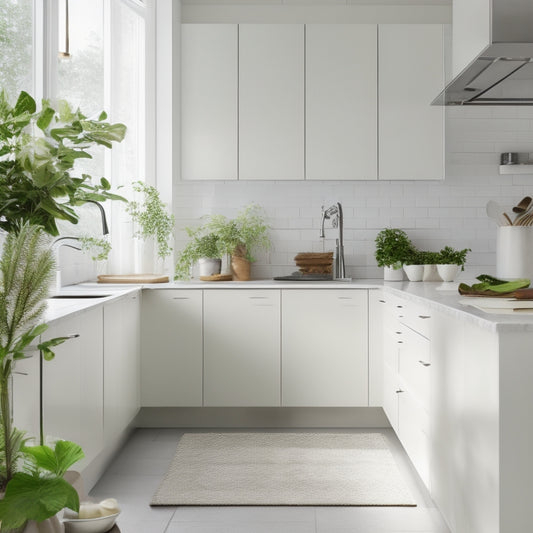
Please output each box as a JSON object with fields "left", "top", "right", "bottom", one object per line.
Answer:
{"left": 151, "top": 433, "right": 416, "bottom": 506}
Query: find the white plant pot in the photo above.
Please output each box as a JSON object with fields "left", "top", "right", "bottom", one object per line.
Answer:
{"left": 436, "top": 264, "right": 460, "bottom": 282}
{"left": 422, "top": 264, "right": 441, "bottom": 282}
{"left": 403, "top": 264, "right": 424, "bottom": 282}
{"left": 198, "top": 258, "right": 221, "bottom": 277}
{"left": 383, "top": 265, "right": 404, "bottom": 281}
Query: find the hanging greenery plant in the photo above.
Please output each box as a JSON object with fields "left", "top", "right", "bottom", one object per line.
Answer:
{"left": 126, "top": 181, "right": 175, "bottom": 260}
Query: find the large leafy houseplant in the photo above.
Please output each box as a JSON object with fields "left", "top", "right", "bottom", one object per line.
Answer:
{"left": 175, "top": 231, "right": 222, "bottom": 280}
{"left": 0, "top": 90, "right": 126, "bottom": 236}
{"left": 374, "top": 228, "right": 415, "bottom": 270}
{"left": 0, "top": 224, "right": 84, "bottom": 530}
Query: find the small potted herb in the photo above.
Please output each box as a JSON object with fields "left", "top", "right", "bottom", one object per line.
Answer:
{"left": 374, "top": 228, "right": 415, "bottom": 281}
{"left": 436, "top": 246, "right": 471, "bottom": 282}
{"left": 175, "top": 231, "right": 223, "bottom": 279}
{"left": 403, "top": 249, "right": 426, "bottom": 282}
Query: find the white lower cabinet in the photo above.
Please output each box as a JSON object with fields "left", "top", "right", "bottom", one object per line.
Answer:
{"left": 42, "top": 307, "right": 103, "bottom": 469}
{"left": 282, "top": 290, "right": 368, "bottom": 407}
{"left": 141, "top": 290, "right": 203, "bottom": 406}
{"left": 380, "top": 292, "right": 431, "bottom": 488}
{"left": 103, "top": 294, "right": 141, "bottom": 445}
{"left": 203, "top": 290, "right": 281, "bottom": 407}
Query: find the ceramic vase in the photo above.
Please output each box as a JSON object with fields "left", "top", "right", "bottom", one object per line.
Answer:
{"left": 198, "top": 258, "right": 221, "bottom": 277}
{"left": 403, "top": 264, "right": 424, "bottom": 282}
{"left": 383, "top": 266, "right": 404, "bottom": 281}
{"left": 422, "top": 264, "right": 441, "bottom": 281}
{"left": 436, "top": 264, "right": 459, "bottom": 282}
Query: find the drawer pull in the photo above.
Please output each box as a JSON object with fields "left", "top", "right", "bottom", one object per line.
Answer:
{"left": 396, "top": 331, "right": 402, "bottom": 335}
{"left": 173, "top": 297, "right": 190, "bottom": 300}
{"left": 419, "top": 360, "right": 431, "bottom": 367}
{"left": 338, "top": 297, "right": 352, "bottom": 300}
{"left": 398, "top": 315, "right": 404, "bottom": 318}
{"left": 13, "top": 371, "right": 28, "bottom": 376}
{"left": 396, "top": 389, "right": 404, "bottom": 394}
{"left": 419, "top": 315, "right": 431, "bottom": 319}
{"left": 249, "top": 296, "right": 268, "bottom": 299}
{"left": 379, "top": 299, "right": 386, "bottom": 303}
{"left": 397, "top": 340, "right": 403, "bottom": 344}
{"left": 396, "top": 305, "right": 403, "bottom": 308}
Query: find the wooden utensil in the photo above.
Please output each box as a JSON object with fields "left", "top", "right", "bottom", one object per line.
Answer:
{"left": 502, "top": 213, "right": 513, "bottom": 226}
{"left": 512, "top": 196, "right": 532, "bottom": 214}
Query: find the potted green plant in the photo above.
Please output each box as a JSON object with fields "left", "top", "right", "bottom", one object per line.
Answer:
{"left": 0, "top": 90, "right": 126, "bottom": 236}
{"left": 126, "top": 181, "right": 175, "bottom": 264}
{"left": 402, "top": 249, "right": 426, "bottom": 282}
{"left": 374, "top": 228, "right": 415, "bottom": 281}
{"left": 436, "top": 246, "right": 471, "bottom": 282}
{"left": 175, "top": 230, "right": 223, "bottom": 280}
{"left": 203, "top": 204, "right": 271, "bottom": 281}
{"left": 0, "top": 224, "right": 84, "bottom": 531}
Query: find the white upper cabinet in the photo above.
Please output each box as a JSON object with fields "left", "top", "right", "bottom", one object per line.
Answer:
{"left": 239, "top": 24, "right": 304, "bottom": 180}
{"left": 379, "top": 24, "right": 444, "bottom": 181}
{"left": 181, "top": 24, "right": 238, "bottom": 180}
{"left": 306, "top": 24, "right": 377, "bottom": 181}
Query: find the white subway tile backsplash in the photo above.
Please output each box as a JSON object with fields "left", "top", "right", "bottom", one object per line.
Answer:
{"left": 171, "top": 108, "right": 533, "bottom": 279}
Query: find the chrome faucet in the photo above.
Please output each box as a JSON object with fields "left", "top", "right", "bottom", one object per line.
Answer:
{"left": 320, "top": 202, "right": 349, "bottom": 280}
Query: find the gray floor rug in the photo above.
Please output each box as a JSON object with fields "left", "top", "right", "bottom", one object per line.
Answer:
{"left": 151, "top": 433, "right": 416, "bottom": 506}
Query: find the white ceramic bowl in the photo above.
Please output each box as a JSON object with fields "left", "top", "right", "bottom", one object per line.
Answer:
{"left": 62, "top": 512, "right": 120, "bottom": 533}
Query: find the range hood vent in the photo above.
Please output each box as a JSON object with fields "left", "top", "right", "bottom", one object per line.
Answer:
{"left": 433, "top": 0, "right": 533, "bottom": 105}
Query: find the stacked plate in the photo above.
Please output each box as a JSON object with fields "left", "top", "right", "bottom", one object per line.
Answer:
{"left": 294, "top": 252, "right": 334, "bottom": 274}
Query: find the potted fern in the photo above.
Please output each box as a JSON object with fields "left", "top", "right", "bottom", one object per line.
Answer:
{"left": 0, "top": 224, "right": 84, "bottom": 532}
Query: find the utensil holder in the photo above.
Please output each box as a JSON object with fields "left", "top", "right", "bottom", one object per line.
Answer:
{"left": 496, "top": 226, "right": 533, "bottom": 280}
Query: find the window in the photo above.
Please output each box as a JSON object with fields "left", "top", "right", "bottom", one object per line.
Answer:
{"left": 0, "top": 0, "right": 34, "bottom": 101}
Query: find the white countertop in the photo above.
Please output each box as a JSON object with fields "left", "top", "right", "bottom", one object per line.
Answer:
{"left": 44, "top": 279, "right": 533, "bottom": 333}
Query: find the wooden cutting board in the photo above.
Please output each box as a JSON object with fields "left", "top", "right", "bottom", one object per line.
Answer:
{"left": 97, "top": 274, "right": 169, "bottom": 284}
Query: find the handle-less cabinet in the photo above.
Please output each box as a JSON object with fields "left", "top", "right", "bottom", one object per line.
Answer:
{"left": 42, "top": 307, "right": 104, "bottom": 469}
{"left": 239, "top": 25, "right": 304, "bottom": 180}
{"left": 203, "top": 290, "right": 281, "bottom": 406}
{"left": 181, "top": 24, "right": 238, "bottom": 180}
{"left": 379, "top": 24, "right": 444, "bottom": 180}
{"left": 306, "top": 24, "right": 377, "bottom": 180}
{"left": 141, "top": 289, "right": 203, "bottom": 406}
{"left": 103, "top": 294, "right": 141, "bottom": 445}
{"left": 282, "top": 290, "right": 368, "bottom": 407}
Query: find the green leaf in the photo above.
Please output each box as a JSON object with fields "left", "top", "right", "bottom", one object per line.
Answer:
{"left": 13, "top": 91, "right": 36, "bottom": 116}
{"left": 100, "top": 177, "right": 111, "bottom": 190}
{"left": 23, "top": 441, "right": 84, "bottom": 476}
{"left": 38, "top": 335, "right": 72, "bottom": 359}
{"left": 0, "top": 473, "right": 80, "bottom": 528}
{"left": 13, "top": 323, "right": 49, "bottom": 353}
{"left": 36, "top": 106, "right": 55, "bottom": 131}
{"left": 98, "top": 110, "right": 107, "bottom": 121}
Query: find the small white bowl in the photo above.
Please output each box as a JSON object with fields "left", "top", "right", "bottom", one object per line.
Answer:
{"left": 62, "top": 512, "right": 120, "bottom": 533}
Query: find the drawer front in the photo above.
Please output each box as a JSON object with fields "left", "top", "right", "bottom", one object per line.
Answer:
{"left": 398, "top": 387, "right": 430, "bottom": 489}
{"left": 398, "top": 326, "right": 431, "bottom": 407}
{"left": 400, "top": 300, "right": 432, "bottom": 339}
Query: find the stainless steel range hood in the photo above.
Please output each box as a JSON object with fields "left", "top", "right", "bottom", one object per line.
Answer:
{"left": 433, "top": 0, "right": 533, "bottom": 105}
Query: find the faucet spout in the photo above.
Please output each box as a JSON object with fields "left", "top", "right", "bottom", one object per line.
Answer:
{"left": 319, "top": 202, "right": 349, "bottom": 280}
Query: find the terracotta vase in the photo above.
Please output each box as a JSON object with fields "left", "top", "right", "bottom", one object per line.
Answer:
{"left": 231, "top": 256, "right": 251, "bottom": 281}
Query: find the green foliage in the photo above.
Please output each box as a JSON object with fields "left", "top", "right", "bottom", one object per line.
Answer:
{"left": 0, "top": 440, "right": 84, "bottom": 529}
{"left": 126, "top": 181, "right": 175, "bottom": 259}
{"left": 374, "top": 228, "right": 415, "bottom": 269}
{"left": 415, "top": 250, "right": 441, "bottom": 265}
{"left": 0, "top": 90, "right": 126, "bottom": 236}
{"left": 174, "top": 204, "right": 271, "bottom": 280}
{"left": 79, "top": 236, "right": 112, "bottom": 261}
{"left": 174, "top": 232, "right": 222, "bottom": 280}
{"left": 459, "top": 275, "right": 530, "bottom": 296}
{"left": 0, "top": 224, "right": 73, "bottom": 492}
{"left": 436, "top": 246, "right": 471, "bottom": 270}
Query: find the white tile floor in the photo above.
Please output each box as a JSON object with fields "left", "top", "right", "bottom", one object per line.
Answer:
{"left": 89, "top": 428, "right": 451, "bottom": 533}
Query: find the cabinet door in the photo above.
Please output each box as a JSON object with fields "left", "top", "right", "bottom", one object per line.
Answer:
{"left": 204, "top": 290, "right": 281, "bottom": 407}
{"left": 42, "top": 307, "right": 103, "bottom": 469}
{"left": 379, "top": 24, "right": 444, "bottom": 180}
{"left": 306, "top": 24, "right": 377, "bottom": 180}
{"left": 141, "top": 290, "right": 203, "bottom": 406}
{"left": 282, "top": 290, "right": 368, "bottom": 407}
{"left": 239, "top": 24, "right": 304, "bottom": 180}
{"left": 181, "top": 24, "right": 238, "bottom": 180}
{"left": 104, "top": 294, "right": 140, "bottom": 445}
{"left": 368, "top": 290, "right": 385, "bottom": 406}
